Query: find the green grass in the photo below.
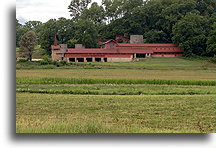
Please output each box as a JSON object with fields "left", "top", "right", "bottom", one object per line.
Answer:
{"left": 16, "top": 77, "right": 216, "bottom": 86}
{"left": 16, "top": 93, "right": 216, "bottom": 133}
{"left": 16, "top": 57, "right": 216, "bottom": 133}
{"left": 16, "top": 68, "right": 216, "bottom": 81}
{"left": 16, "top": 57, "right": 216, "bottom": 70}
{"left": 16, "top": 57, "right": 216, "bottom": 81}
{"left": 16, "top": 84, "right": 216, "bottom": 95}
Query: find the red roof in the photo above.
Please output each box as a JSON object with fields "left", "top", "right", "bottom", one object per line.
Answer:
{"left": 66, "top": 48, "right": 153, "bottom": 54}
{"left": 51, "top": 45, "right": 60, "bottom": 50}
{"left": 117, "top": 43, "right": 178, "bottom": 47}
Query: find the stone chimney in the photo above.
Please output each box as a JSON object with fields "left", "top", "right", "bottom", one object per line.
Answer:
{"left": 59, "top": 44, "right": 67, "bottom": 53}
{"left": 75, "top": 44, "right": 85, "bottom": 49}
{"left": 130, "top": 35, "right": 144, "bottom": 44}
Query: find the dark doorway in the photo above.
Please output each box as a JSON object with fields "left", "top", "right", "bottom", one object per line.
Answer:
{"left": 136, "top": 54, "right": 145, "bottom": 58}
{"left": 95, "top": 58, "right": 101, "bottom": 62}
{"left": 77, "top": 58, "right": 84, "bottom": 62}
{"left": 86, "top": 58, "right": 92, "bottom": 62}
{"left": 104, "top": 58, "right": 108, "bottom": 62}
{"left": 69, "top": 58, "right": 75, "bottom": 62}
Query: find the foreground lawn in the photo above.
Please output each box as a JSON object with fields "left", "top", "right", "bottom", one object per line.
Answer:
{"left": 16, "top": 93, "right": 215, "bottom": 133}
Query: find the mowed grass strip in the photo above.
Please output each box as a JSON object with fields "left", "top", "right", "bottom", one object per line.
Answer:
{"left": 16, "top": 84, "right": 216, "bottom": 95}
{"left": 16, "top": 68, "right": 216, "bottom": 80}
{"left": 16, "top": 77, "right": 216, "bottom": 86}
{"left": 16, "top": 93, "right": 216, "bottom": 133}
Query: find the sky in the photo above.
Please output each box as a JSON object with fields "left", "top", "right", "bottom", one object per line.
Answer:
{"left": 16, "top": 0, "right": 102, "bottom": 24}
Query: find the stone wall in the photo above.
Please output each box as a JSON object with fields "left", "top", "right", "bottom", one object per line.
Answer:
{"left": 107, "top": 58, "right": 133, "bottom": 62}
{"left": 151, "top": 54, "right": 177, "bottom": 58}
{"left": 52, "top": 50, "right": 63, "bottom": 61}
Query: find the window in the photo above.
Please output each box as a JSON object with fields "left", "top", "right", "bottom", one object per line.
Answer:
{"left": 77, "top": 58, "right": 84, "bottom": 62}
{"left": 69, "top": 58, "right": 75, "bottom": 62}
{"left": 136, "top": 54, "right": 145, "bottom": 58}
{"left": 95, "top": 58, "right": 102, "bottom": 62}
{"left": 86, "top": 58, "right": 93, "bottom": 62}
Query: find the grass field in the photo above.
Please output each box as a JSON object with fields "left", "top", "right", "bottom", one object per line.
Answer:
{"left": 16, "top": 93, "right": 215, "bottom": 133}
{"left": 16, "top": 57, "right": 216, "bottom": 133}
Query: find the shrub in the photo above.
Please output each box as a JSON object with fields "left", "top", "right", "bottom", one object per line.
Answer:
{"left": 208, "top": 56, "right": 216, "bottom": 63}
{"left": 60, "top": 60, "right": 68, "bottom": 65}
{"left": 39, "top": 60, "right": 49, "bottom": 65}
{"left": 17, "top": 59, "right": 28, "bottom": 63}
{"left": 42, "top": 55, "right": 52, "bottom": 64}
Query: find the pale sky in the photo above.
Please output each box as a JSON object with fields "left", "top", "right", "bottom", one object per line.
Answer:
{"left": 16, "top": 0, "right": 102, "bottom": 24}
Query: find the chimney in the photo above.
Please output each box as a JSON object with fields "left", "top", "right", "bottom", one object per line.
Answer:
{"left": 54, "top": 33, "right": 57, "bottom": 46}
{"left": 60, "top": 44, "right": 67, "bottom": 53}
{"left": 130, "top": 35, "right": 144, "bottom": 44}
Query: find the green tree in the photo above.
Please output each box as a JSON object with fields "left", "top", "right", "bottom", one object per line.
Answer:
{"left": 68, "top": 0, "right": 91, "bottom": 21}
{"left": 24, "top": 21, "right": 42, "bottom": 32}
{"left": 39, "top": 18, "right": 75, "bottom": 55}
{"left": 74, "top": 19, "right": 99, "bottom": 48}
{"left": 19, "top": 31, "right": 37, "bottom": 61}
{"left": 172, "top": 12, "right": 209, "bottom": 56}
{"left": 144, "top": 30, "right": 168, "bottom": 43}
{"left": 122, "top": 0, "right": 144, "bottom": 15}
{"left": 16, "top": 19, "right": 29, "bottom": 47}
{"left": 16, "top": 19, "right": 22, "bottom": 28}
{"left": 56, "top": 17, "right": 75, "bottom": 44}
{"left": 206, "top": 22, "right": 216, "bottom": 57}
{"left": 39, "top": 19, "right": 58, "bottom": 55}
{"left": 81, "top": 2, "right": 106, "bottom": 24}
{"left": 195, "top": 0, "right": 216, "bottom": 17}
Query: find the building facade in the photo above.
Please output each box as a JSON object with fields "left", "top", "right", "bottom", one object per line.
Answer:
{"left": 51, "top": 35, "right": 184, "bottom": 62}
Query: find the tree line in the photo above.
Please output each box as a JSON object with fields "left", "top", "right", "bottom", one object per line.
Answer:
{"left": 16, "top": 0, "right": 216, "bottom": 59}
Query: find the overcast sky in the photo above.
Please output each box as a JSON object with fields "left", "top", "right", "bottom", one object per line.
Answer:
{"left": 16, "top": 0, "right": 102, "bottom": 24}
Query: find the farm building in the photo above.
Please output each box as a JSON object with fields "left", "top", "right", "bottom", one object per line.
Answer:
{"left": 51, "top": 35, "right": 184, "bottom": 62}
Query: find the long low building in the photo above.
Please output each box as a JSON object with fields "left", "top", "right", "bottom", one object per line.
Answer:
{"left": 51, "top": 35, "right": 184, "bottom": 62}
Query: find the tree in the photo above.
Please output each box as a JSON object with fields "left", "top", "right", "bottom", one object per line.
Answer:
{"left": 16, "top": 19, "right": 22, "bottom": 28}
{"left": 39, "top": 18, "right": 75, "bottom": 55}
{"left": 24, "top": 21, "right": 42, "bottom": 32}
{"left": 144, "top": 30, "right": 168, "bottom": 43}
{"left": 172, "top": 12, "right": 209, "bottom": 56}
{"left": 74, "top": 19, "right": 99, "bottom": 48}
{"left": 16, "top": 20, "right": 42, "bottom": 47}
{"left": 206, "top": 22, "right": 216, "bottom": 57}
{"left": 56, "top": 17, "right": 75, "bottom": 44}
{"left": 80, "top": 2, "right": 106, "bottom": 24}
{"left": 122, "top": 0, "right": 144, "bottom": 15}
{"left": 19, "top": 31, "right": 37, "bottom": 61}
{"left": 39, "top": 19, "right": 58, "bottom": 55}
{"left": 16, "top": 19, "right": 29, "bottom": 47}
{"left": 68, "top": 0, "right": 91, "bottom": 21}
{"left": 195, "top": 0, "right": 216, "bottom": 17}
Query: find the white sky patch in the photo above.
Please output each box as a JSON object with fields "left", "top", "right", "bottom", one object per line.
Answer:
{"left": 16, "top": 0, "right": 102, "bottom": 24}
